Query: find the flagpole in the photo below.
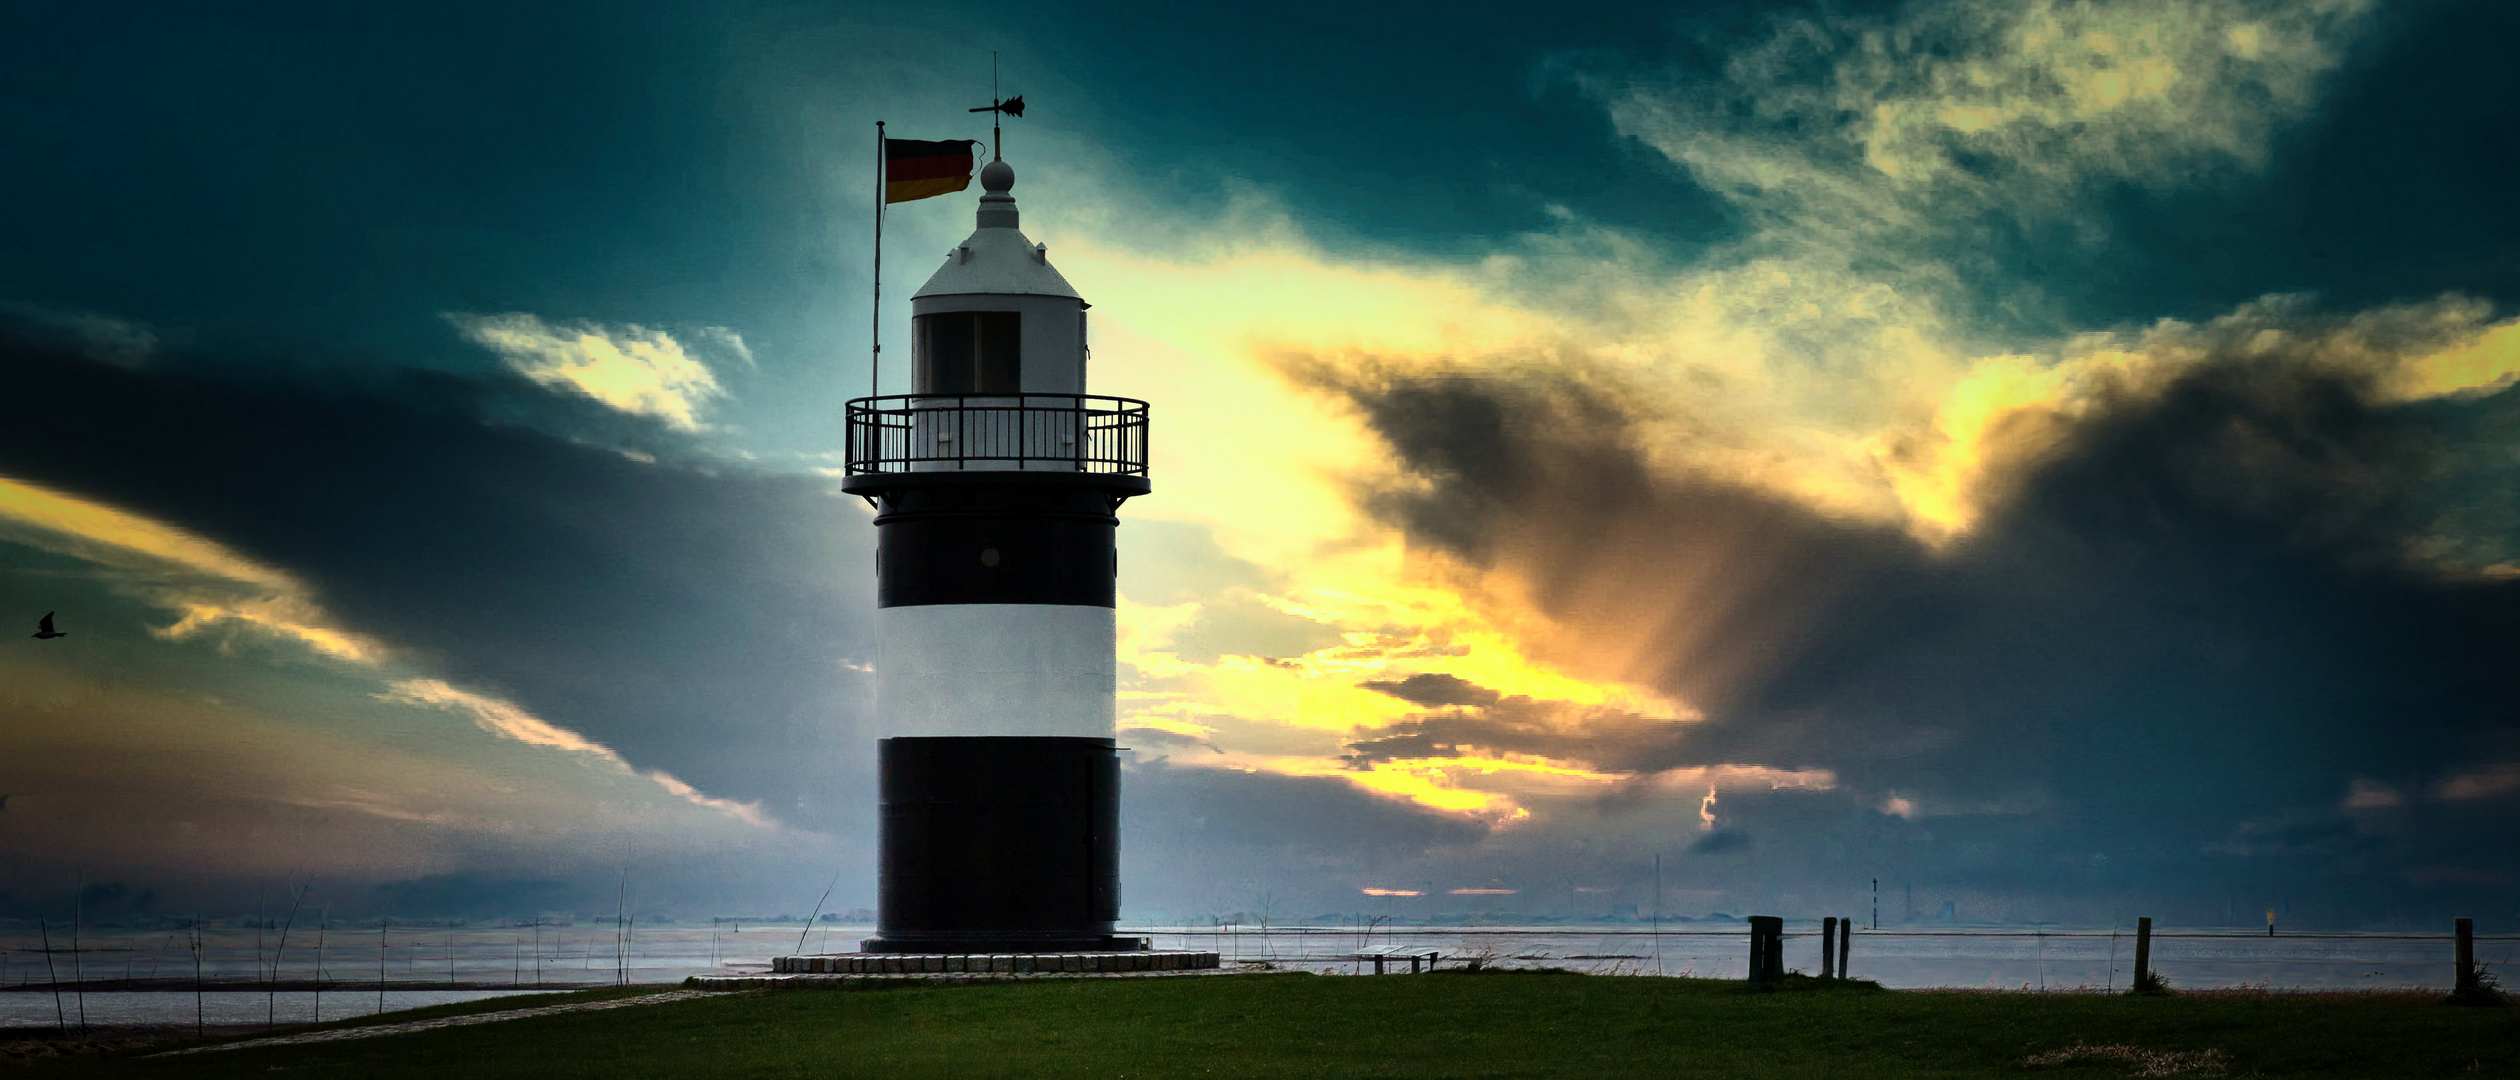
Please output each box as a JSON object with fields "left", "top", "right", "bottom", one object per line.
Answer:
{"left": 873, "top": 120, "right": 884, "bottom": 399}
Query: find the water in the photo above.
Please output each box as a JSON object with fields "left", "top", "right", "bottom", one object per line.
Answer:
{"left": 1133, "top": 924, "right": 2510, "bottom": 991}
{"left": 2, "top": 921, "right": 2502, "bottom": 1027}
{"left": 0, "top": 922, "right": 790, "bottom": 1029}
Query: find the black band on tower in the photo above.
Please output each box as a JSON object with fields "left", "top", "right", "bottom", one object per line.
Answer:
{"left": 866, "top": 736, "right": 1133, "bottom": 953}
{"left": 847, "top": 473, "right": 1142, "bottom": 608}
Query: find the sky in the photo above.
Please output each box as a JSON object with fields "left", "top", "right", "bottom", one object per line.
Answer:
{"left": 2, "top": 0, "right": 2515, "bottom": 928}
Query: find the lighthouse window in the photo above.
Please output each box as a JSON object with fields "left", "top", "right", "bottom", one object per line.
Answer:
{"left": 913, "top": 311, "right": 1022, "bottom": 394}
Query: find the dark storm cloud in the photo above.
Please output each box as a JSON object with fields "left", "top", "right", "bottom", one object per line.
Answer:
{"left": 1342, "top": 682, "right": 1694, "bottom": 775}
{"left": 1689, "top": 828, "right": 1749, "bottom": 854}
{"left": 0, "top": 327, "right": 874, "bottom": 828}
{"left": 1121, "top": 760, "right": 1487, "bottom": 915}
{"left": 1360, "top": 672, "right": 1501, "bottom": 709}
{"left": 1296, "top": 349, "right": 2520, "bottom": 918}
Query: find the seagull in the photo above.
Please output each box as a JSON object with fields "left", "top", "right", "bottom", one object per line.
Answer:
{"left": 32, "top": 612, "right": 65, "bottom": 639}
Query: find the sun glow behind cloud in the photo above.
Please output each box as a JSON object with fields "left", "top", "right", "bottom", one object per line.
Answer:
{"left": 1013, "top": 0, "right": 2520, "bottom": 827}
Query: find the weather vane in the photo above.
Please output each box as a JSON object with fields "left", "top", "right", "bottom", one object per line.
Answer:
{"left": 968, "top": 51, "right": 1024, "bottom": 162}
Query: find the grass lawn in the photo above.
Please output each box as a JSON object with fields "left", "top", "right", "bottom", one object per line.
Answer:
{"left": 15, "top": 971, "right": 2515, "bottom": 1078}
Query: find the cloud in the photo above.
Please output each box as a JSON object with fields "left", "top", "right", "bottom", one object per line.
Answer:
{"left": 377, "top": 678, "right": 771, "bottom": 827}
{"left": 1002, "top": 0, "right": 2520, "bottom": 923}
{"left": 1340, "top": 681, "right": 1698, "bottom": 775}
{"left": 0, "top": 328, "right": 873, "bottom": 831}
{"left": 1119, "top": 759, "right": 1489, "bottom": 915}
{"left": 0, "top": 303, "right": 158, "bottom": 367}
{"left": 1689, "top": 828, "right": 1750, "bottom": 855}
{"left": 447, "top": 312, "right": 726, "bottom": 431}
{"left": 2341, "top": 779, "right": 2402, "bottom": 809}
{"left": 1359, "top": 673, "right": 1502, "bottom": 709}
{"left": 2433, "top": 764, "right": 2520, "bottom": 802}
{"left": 1298, "top": 309, "right": 2520, "bottom": 916}
{"left": 1591, "top": 0, "right": 2371, "bottom": 234}
{"left": 0, "top": 470, "right": 394, "bottom": 665}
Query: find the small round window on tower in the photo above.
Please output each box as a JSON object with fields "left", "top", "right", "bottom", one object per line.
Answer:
{"left": 979, "top": 547, "right": 1002, "bottom": 568}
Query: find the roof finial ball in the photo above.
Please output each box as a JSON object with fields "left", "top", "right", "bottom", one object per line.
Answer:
{"left": 975, "top": 159, "right": 1018, "bottom": 229}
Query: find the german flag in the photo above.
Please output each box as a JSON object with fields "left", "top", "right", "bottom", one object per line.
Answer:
{"left": 885, "top": 138, "right": 979, "bottom": 204}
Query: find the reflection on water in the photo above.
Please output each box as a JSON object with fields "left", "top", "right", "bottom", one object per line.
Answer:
{"left": 1, "top": 921, "right": 2503, "bottom": 1026}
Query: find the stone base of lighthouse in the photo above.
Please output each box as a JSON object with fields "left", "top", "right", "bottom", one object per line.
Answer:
{"left": 859, "top": 735, "right": 1141, "bottom": 953}
{"left": 694, "top": 947, "right": 1220, "bottom": 990}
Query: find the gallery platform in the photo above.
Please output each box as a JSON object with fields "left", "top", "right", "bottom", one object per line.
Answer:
{"left": 685, "top": 949, "right": 1225, "bottom": 990}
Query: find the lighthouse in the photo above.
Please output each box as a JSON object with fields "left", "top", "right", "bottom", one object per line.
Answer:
{"left": 834, "top": 155, "right": 1155, "bottom": 956}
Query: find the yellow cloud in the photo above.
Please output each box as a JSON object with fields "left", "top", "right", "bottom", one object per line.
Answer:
{"left": 0, "top": 472, "right": 394, "bottom": 663}
{"left": 1882, "top": 297, "right": 2520, "bottom": 539}
{"left": 2389, "top": 315, "right": 2520, "bottom": 400}
{"left": 0, "top": 470, "right": 772, "bottom": 828}
{"left": 448, "top": 311, "right": 724, "bottom": 431}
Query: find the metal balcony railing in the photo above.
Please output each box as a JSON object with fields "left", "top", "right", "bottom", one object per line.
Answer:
{"left": 844, "top": 394, "right": 1149, "bottom": 476}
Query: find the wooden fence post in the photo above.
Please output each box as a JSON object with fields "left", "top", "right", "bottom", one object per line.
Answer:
{"left": 2454, "top": 918, "right": 2475, "bottom": 993}
{"left": 1822, "top": 917, "right": 1837, "bottom": 979}
{"left": 2132, "top": 916, "right": 2153, "bottom": 992}
{"left": 1747, "top": 916, "right": 1783, "bottom": 983}
{"left": 1839, "top": 917, "right": 1851, "bottom": 980}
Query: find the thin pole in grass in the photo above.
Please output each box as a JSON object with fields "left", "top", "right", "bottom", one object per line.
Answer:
{"left": 71, "top": 871, "right": 86, "bottom": 1035}
{"left": 253, "top": 882, "right": 265, "bottom": 1017}
{"left": 447, "top": 925, "right": 456, "bottom": 986}
{"left": 796, "top": 867, "right": 842, "bottom": 956}
{"left": 533, "top": 917, "right": 543, "bottom": 987}
{"left": 269, "top": 878, "right": 307, "bottom": 1031}
{"left": 38, "top": 914, "right": 65, "bottom": 1035}
{"left": 376, "top": 915, "right": 389, "bottom": 1017}
{"left": 615, "top": 869, "right": 628, "bottom": 987}
{"left": 191, "top": 917, "right": 204, "bottom": 1038}
{"left": 1651, "top": 853, "right": 1663, "bottom": 976}
{"left": 313, "top": 904, "right": 328, "bottom": 1023}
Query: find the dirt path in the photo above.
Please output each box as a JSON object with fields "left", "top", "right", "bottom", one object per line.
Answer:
{"left": 152, "top": 989, "right": 718, "bottom": 1056}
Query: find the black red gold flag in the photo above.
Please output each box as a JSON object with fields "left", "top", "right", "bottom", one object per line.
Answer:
{"left": 884, "top": 138, "right": 979, "bottom": 204}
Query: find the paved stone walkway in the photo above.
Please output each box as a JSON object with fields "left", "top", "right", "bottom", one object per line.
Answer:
{"left": 152, "top": 989, "right": 717, "bottom": 1056}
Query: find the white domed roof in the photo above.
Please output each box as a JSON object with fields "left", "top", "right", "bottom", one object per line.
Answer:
{"left": 911, "top": 160, "right": 1081, "bottom": 302}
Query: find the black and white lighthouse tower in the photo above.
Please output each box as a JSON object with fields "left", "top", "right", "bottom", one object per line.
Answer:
{"left": 833, "top": 155, "right": 1157, "bottom": 957}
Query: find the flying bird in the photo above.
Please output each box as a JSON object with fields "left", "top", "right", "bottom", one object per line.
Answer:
{"left": 32, "top": 612, "right": 65, "bottom": 639}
